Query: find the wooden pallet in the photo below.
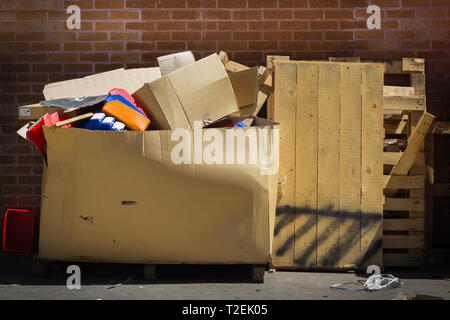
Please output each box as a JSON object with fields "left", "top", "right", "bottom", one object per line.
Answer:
{"left": 269, "top": 58, "right": 384, "bottom": 270}
{"left": 381, "top": 58, "right": 435, "bottom": 267}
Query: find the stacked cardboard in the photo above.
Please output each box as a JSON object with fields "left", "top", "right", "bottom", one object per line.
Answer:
{"left": 16, "top": 52, "right": 280, "bottom": 266}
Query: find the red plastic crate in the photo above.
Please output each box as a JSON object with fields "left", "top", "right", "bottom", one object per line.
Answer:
{"left": 2, "top": 209, "right": 36, "bottom": 253}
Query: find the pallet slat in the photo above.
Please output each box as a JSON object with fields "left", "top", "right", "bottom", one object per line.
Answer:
{"left": 384, "top": 198, "right": 425, "bottom": 211}
{"left": 383, "top": 175, "right": 424, "bottom": 189}
{"left": 383, "top": 235, "right": 424, "bottom": 249}
{"left": 384, "top": 218, "right": 424, "bottom": 232}
{"left": 391, "top": 112, "right": 435, "bottom": 175}
{"left": 384, "top": 96, "right": 426, "bottom": 111}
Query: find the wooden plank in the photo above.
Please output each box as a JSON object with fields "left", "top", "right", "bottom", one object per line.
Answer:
{"left": 317, "top": 63, "right": 341, "bottom": 268}
{"left": 384, "top": 96, "right": 426, "bottom": 111}
{"left": 383, "top": 235, "right": 424, "bottom": 249}
{"left": 361, "top": 64, "right": 384, "bottom": 268}
{"left": 272, "top": 62, "right": 297, "bottom": 267}
{"left": 383, "top": 86, "right": 415, "bottom": 97}
{"left": 384, "top": 218, "right": 424, "bottom": 231}
{"left": 383, "top": 151, "right": 425, "bottom": 166}
{"left": 54, "top": 113, "right": 94, "bottom": 127}
{"left": 383, "top": 175, "right": 425, "bottom": 189}
{"left": 384, "top": 253, "right": 423, "bottom": 267}
{"left": 391, "top": 112, "right": 435, "bottom": 175}
{"left": 267, "top": 55, "right": 290, "bottom": 70}
{"left": 384, "top": 120, "right": 408, "bottom": 135}
{"left": 339, "top": 64, "right": 362, "bottom": 268}
{"left": 411, "top": 73, "right": 426, "bottom": 96}
{"left": 384, "top": 198, "right": 425, "bottom": 211}
{"left": 403, "top": 58, "right": 425, "bottom": 73}
{"left": 366, "top": 60, "right": 423, "bottom": 74}
{"left": 294, "top": 62, "right": 319, "bottom": 268}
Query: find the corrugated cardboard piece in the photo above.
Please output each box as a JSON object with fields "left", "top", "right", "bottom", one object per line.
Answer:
{"left": 39, "top": 125, "right": 278, "bottom": 264}
{"left": 157, "top": 51, "right": 196, "bottom": 76}
{"left": 133, "top": 53, "right": 239, "bottom": 130}
{"left": 43, "top": 67, "right": 161, "bottom": 100}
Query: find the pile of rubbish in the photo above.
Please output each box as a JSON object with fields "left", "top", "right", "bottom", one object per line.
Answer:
{"left": 18, "top": 50, "right": 276, "bottom": 159}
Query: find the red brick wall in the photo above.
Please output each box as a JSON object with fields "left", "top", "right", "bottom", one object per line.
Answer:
{"left": 0, "top": 0, "right": 449, "bottom": 214}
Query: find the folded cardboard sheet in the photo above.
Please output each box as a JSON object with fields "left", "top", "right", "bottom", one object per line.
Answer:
{"left": 43, "top": 67, "right": 161, "bottom": 100}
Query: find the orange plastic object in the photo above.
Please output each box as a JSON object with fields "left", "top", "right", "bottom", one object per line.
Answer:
{"left": 102, "top": 100, "right": 150, "bottom": 132}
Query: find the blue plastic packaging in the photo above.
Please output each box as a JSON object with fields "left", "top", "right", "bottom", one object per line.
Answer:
{"left": 98, "top": 117, "right": 116, "bottom": 130}
{"left": 84, "top": 113, "right": 106, "bottom": 130}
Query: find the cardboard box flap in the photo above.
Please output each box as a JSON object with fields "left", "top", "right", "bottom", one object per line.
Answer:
{"left": 133, "top": 77, "right": 191, "bottom": 130}
{"left": 166, "top": 53, "right": 238, "bottom": 128}
{"left": 133, "top": 53, "right": 238, "bottom": 130}
{"left": 40, "top": 126, "right": 278, "bottom": 264}
{"left": 228, "top": 67, "right": 258, "bottom": 108}
{"left": 157, "top": 51, "right": 195, "bottom": 76}
{"left": 43, "top": 67, "right": 161, "bottom": 100}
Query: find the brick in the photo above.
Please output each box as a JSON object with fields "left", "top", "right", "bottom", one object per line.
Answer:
{"left": 204, "top": 10, "right": 232, "bottom": 20}
{"left": 218, "top": 0, "right": 246, "bottom": 8}
{"left": 16, "top": 32, "right": 46, "bottom": 41}
{"left": 95, "top": 0, "right": 124, "bottom": 8}
{"left": 203, "top": 31, "right": 232, "bottom": 40}
{"left": 279, "top": 0, "right": 308, "bottom": 8}
{"left": 142, "top": 32, "right": 171, "bottom": 40}
{"left": 142, "top": 10, "right": 171, "bottom": 19}
{"left": 48, "top": 53, "right": 78, "bottom": 62}
{"left": 264, "top": 31, "right": 292, "bottom": 41}
{"left": 32, "top": 64, "right": 62, "bottom": 72}
{"left": 279, "top": 41, "right": 309, "bottom": 50}
{"left": 157, "top": 41, "right": 187, "bottom": 50}
{"left": 111, "top": 32, "right": 140, "bottom": 40}
{"left": 110, "top": 11, "right": 140, "bottom": 20}
{"left": 156, "top": 0, "right": 186, "bottom": 8}
{"left": 172, "top": 10, "right": 200, "bottom": 19}
{"left": 80, "top": 53, "right": 109, "bottom": 61}
{"left": 78, "top": 32, "right": 109, "bottom": 41}
{"left": 64, "top": 63, "right": 93, "bottom": 72}
{"left": 94, "top": 42, "right": 123, "bottom": 50}
{"left": 310, "top": 20, "right": 339, "bottom": 30}
{"left": 111, "top": 52, "right": 141, "bottom": 61}
{"left": 233, "top": 10, "right": 262, "bottom": 20}
{"left": 172, "top": 31, "right": 202, "bottom": 40}
{"left": 64, "top": 42, "right": 92, "bottom": 51}
{"left": 96, "top": 22, "right": 124, "bottom": 30}
{"left": 294, "top": 10, "right": 323, "bottom": 19}
{"left": 233, "top": 31, "right": 263, "bottom": 40}
{"left": 16, "top": 11, "right": 46, "bottom": 20}
{"left": 156, "top": 21, "right": 185, "bottom": 30}
{"left": 32, "top": 43, "right": 61, "bottom": 51}
{"left": 294, "top": 31, "right": 323, "bottom": 40}
{"left": 263, "top": 10, "right": 293, "bottom": 20}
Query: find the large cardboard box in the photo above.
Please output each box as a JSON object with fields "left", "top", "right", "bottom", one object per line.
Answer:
{"left": 133, "top": 54, "right": 238, "bottom": 130}
{"left": 38, "top": 123, "right": 279, "bottom": 264}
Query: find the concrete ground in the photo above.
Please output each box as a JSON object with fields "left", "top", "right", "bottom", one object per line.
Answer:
{"left": 0, "top": 254, "right": 449, "bottom": 300}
